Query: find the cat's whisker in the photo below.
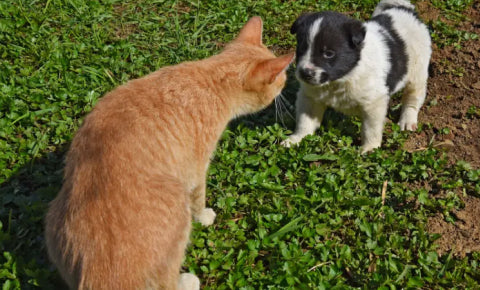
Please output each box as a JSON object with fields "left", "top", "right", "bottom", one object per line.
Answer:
{"left": 278, "top": 93, "right": 295, "bottom": 121}
{"left": 279, "top": 92, "right": 294, "bottom": 108}
{"left": 280, "top": 94, "right": 295, "bottom": 119}
{"left": 274, "top": 95, "right": 289, "bottom": 127}
{"left": 274, "top": 97, "right": 280, "bottom": 124}
{"left": 275, "top": 97, "right": 285, "bottom": 127}
{"left": 277, "top": 95, "right": 287, "bottom": 121}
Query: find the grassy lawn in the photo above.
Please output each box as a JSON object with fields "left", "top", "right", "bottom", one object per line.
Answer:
{"left": 1, "top": 0, "right": 479, "bottom": 289}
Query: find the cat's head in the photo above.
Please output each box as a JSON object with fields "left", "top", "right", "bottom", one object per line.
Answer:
{"left": 225, "top": 17, "right": 295, "bottom": 115}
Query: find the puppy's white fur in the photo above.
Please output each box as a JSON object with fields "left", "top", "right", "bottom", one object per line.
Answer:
{"left": 284, "top": 0, "right": 431, "bottom": 153}
{"left": 297, "top": 19, "right": 325, "bottom": 84}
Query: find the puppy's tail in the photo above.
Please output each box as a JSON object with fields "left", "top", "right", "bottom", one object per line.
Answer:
{"left": 372, "top": 0, "right": 415, "bottom": 17}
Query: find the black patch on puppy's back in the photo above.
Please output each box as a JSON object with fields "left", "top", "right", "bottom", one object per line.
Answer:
{"left": 370, "top": 14, "right": 408, "bottom": 94}
{"left": 379, "top": 4, "right": 422, "bottom": 23}
{"left": 380, "top": 4, "right": 418, "bottom": 18}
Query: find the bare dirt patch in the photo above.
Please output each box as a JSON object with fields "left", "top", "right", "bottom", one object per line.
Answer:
{"left": 411, "top": 1, "right": 480, "bottom": 257}
{"left": 404, "top": 2, "right": 480, "bottom": 168}
{"left": 427, "top": 195, "right": 480, "bottom": 257}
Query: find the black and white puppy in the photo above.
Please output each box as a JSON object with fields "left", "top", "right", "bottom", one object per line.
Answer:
{"left": 283, "top": 0, "right": 431, "bottom": 153}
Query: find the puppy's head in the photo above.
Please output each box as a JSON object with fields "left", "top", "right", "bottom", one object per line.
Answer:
{"left": 291, "top": 11, "right": 366, "bottom": 86}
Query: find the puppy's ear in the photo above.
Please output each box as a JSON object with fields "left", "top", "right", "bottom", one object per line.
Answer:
{"left": 344, "top": 20, "right": 366, "bottom": 48}
{"left": 290, "top": 13, "right": 313, "bottom": 34}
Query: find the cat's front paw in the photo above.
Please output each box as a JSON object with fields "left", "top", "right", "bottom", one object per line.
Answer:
{"left": 196, "top": 208, "right": 216, "bottom": 226}
{"left": 281, "top": 135, "right": 303, "bottom": 148}
{"left": 178, "top": 273, "right": 200, "bottom": 290}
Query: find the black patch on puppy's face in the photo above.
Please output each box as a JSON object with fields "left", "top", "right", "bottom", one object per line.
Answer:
{"left": 291, "top": 12, "right": 365, "bottom": 85}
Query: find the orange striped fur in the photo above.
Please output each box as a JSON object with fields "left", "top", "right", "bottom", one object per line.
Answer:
{"left": 45, "top": 17, "right": 293, "bottom": 290}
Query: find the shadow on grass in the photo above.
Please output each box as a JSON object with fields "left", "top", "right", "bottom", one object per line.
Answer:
{"left": 0, "top": 68, "right": 368, "bottom": 289}
{"left": 0, "top": 146, "right": 69, "bottom": 289}
{"left": 231, "top": 67, "right": 363, "bottom": 146}
{"left": 0, "top": 71, "right": 302, "bottom": 289}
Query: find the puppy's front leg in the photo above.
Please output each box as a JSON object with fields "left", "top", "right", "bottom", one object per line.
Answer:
{"left": 360, "top": 99, "right": 389, "bottom": 153}
{"left": 398, "top": 82, "right": 427, "bottom": 131}
{"left": 282, "top": 91, "right": 326, "bottom": 147}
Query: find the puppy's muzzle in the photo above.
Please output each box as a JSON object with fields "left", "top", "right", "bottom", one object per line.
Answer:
{"left": 298, "top": 67, "right": 315, "bottom": 82}
{"left": 319, "top": 72, "right": 329, "bottom": 83}
{"left": 298, "top": 67, "right": 329, "bottom": 85}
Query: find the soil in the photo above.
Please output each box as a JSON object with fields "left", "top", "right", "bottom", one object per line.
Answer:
{"left": 404, "top": 1, "right": 480, "bottom": 168}
{"left": 411, "top": 1, "right": 480, "bottom": 257}
{"left": 213, "top": 0, "right": 480, "bottom": 258}
{"left": 427, "top": 195, "right": 480, "bottom": 257}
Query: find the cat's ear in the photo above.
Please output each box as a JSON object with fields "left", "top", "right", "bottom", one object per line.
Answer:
{"left": 235, "top": 16, "right": 263, "bottom": 46}
{"left": 250, "top": 52, "right": 295, "bottom": 85}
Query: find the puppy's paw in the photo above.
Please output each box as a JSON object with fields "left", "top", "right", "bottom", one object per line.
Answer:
{"left": 398, "top": 120, "right": 418, "bottom": 131}
{"left": 398, "top": 109, "right": 419, "bottom": 131}
{"left": 196, "top": 208, "right": 216, "bottom": 226}
{"left": 178, "top": 273, "right": 200, "bottom": 290}
{"left": 360, "top": 143, "right": 380, "bottom": 154}
{"left": 281, "top": 135, "right": 303, "bottom": 148}
{"left": 360, "top": 147, "right": 371, "bottom": 155}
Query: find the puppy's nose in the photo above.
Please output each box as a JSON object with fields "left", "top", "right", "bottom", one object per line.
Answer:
{"left": 299, "top": 67, "right": 315, "bottom": 80}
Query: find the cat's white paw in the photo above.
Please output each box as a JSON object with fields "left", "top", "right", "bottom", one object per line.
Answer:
{"left": 281, "top": 135, "right": 303, "bottom": 148}
{"left": 178, "top": 273, "right": 200, "bottom": 290}
{"left": 196, "top": 208, "right": 216, "bottom": 226}
{"left": 398, "top": 108, "right": 418, "bottom": 131}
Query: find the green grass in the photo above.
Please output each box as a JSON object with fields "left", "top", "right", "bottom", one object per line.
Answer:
{"left": 429, "top": 0, "right": 479, "bottom": 48}
{"left": 1, "top": 0, "right": 479, "bottom": 289}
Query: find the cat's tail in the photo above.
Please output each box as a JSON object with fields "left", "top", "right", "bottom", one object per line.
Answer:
{"left": 46, "top": 174, "right": 198, "bottom": 290}
{"left": 372, "top": 0, "right": 416, "bottom": 17}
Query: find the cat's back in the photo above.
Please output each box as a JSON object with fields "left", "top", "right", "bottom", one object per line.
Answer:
{"left": 45, "top": 63, "right": 200, "bottom": 290}
{"left": 68, "top": 62, "right": 210, "bottom": 168}
{"left": 45, "top": 16, "right": 294, "bottom": 289}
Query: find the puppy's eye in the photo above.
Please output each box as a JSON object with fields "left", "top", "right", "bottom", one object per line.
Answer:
{"left": 323, "top": 50, "right": 335, "bottom": 59}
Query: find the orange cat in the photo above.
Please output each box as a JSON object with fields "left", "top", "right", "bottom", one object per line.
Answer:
{"left": 45, "top": 17, "right": 293, "bottom": 290}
